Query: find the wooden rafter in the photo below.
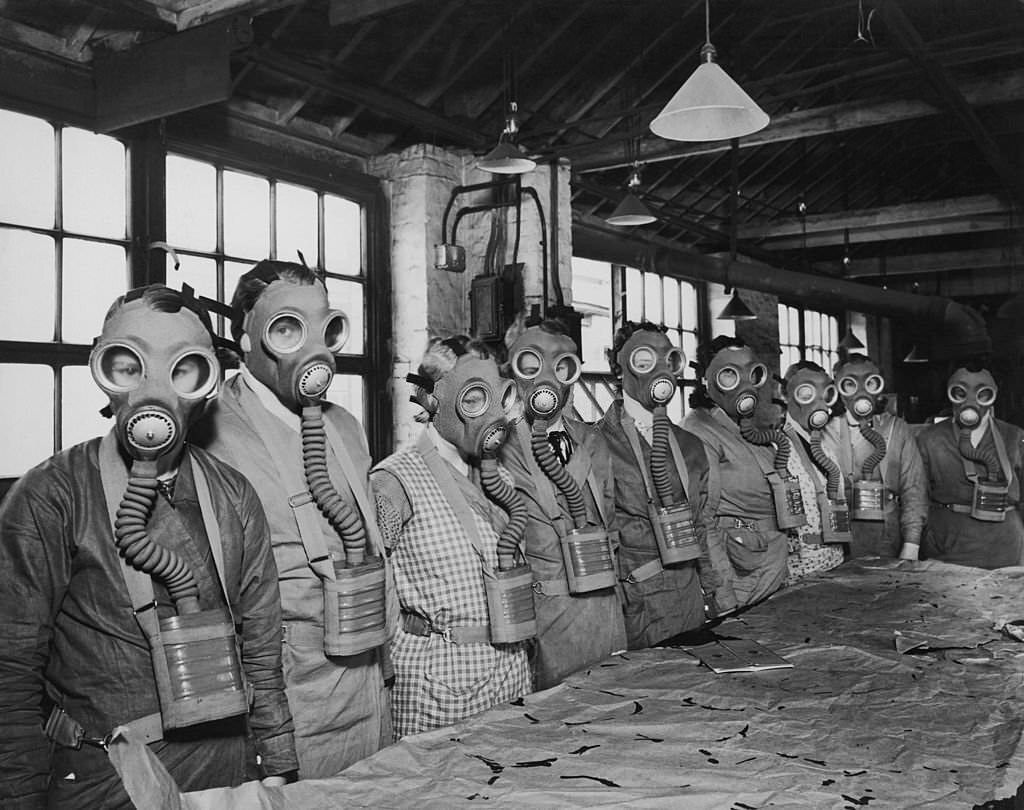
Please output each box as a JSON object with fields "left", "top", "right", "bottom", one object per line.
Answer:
{"left": 843, "top": 245, "right": 1024, "bottom": 279}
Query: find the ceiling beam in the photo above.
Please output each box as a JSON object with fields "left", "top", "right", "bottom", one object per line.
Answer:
{"left": 739, "top": 194, "right": 1010, "bottom": 241}
{"left": 176, "top": 0, "right": 303, "bottom": 30}
{"left": 877, "top": 0, "right": 1024, "bottom": 205}
{"left": 0, "top": 18, "right": 94, "bottom": 62}
{"left": 247, "top": 48, "right": 490, "bottom": 148}
{"left": 327, "top": 0, "right": 418, "bottom": 26}
{"left": 842, "top": 245, "right": 1024, "bottom": 278}
{"left": 570, "top": 68, "right": 1024, "bottom": 172}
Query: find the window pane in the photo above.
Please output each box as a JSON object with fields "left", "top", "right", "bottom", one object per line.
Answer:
{"left": 325, "top": 373, "right": 364, "bottom": 426}
{"left": 680, "top": 281, "right": 698, "bottom": 330}
{"left": 625, "top": 266, "right": 642, "bottom": 322}
{"left": 0, "top": 229, "right": 55, "bottom": 341}
{"left": 644, "top": 273, "right": 661, "bottom": 323}
{"left": 325, "top": 277, "right": 364, "bottom": 355}
{"left": 778, "top": 304, "right": 789, "bottom": 343}
{"left": 276, "top": 182, "right": 317, "bottom": 265}
{"left": 572, "top": 257, "right": 611, "bottom": 372}
{"left": 0, "top": 110, "right": 54, "bottom": 228}
{"left": 324, "top": 194, "right": 362, "bottom": 276}
{"left": 662, "top": 277, "right": 679, "bottom": 329}
{"left": 62, "top": 239, "right": 128, "bottom": 344}
{"left": 61, "top": 365, "right": 110, "bottom": 449}
{"left": 166, "top": 155, "right": 216, "bottom": 251}
{"left": 224, "top": 170, "right": 269, "bottom": 260}
{"left": 788, "top": 307, "right": 800, "bottom": 342}
{"left": 0, "top": 364, "right": 53, "bottom": 477}
{"left": 62, "top": 127, "right": 126, "bottom": 239}
{"left": 170, "top": 254, "right": 218, "bottom": 303}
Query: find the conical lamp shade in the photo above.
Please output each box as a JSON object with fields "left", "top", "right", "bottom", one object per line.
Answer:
{"left": 477, "top": 141, "right": 536, "bottom": 174}
{"left": 838, "top": 328, "right": 865, "bottom": 350}
{"left": 902, "top": 345, "right": 928, "bottom": 363}
{"left": 606, "top": 192, "right": 657, "bottom": 226}
{"left": 717, "top": 289, "right": 756, "bottom": 320}
{"left": 650, "top": 60, "right": 769, "bottom": 142}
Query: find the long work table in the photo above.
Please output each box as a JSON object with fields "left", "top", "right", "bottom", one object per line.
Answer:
{"left": 125, "top": 559, "right": 1024, "bottom": 808}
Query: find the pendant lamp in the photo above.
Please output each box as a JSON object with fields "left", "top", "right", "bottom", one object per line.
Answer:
{"left": 717, "top": 288, "right": 756, "bottom": 320}
{"left": 902, "top": 345, "right": 928, "bottom": 363}
{"left": 606, "top": 163, "right": 657, "bottom": 226}
{"left": 838, "top": 328, "right": 865, "bottom": 351}
{"left": 650, "top": 0, "right": 769, "bottom": 142}
{"left": 478, "top": 101, "right": 536, "bottom": 175}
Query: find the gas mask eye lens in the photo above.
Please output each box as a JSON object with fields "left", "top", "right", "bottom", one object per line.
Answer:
{"left": 838, "top": 377, "right": 858, "bottom": 396}
{"left": 324, "top": 311, "right": 350, "bottom": 353}
{"left": 977, "top": 386, "right": 996, "bottom": 406}
{"left": 948, "top": 385, "right": 967, "bottom": 403}
{"left": 266, "top": 314, "right": 305, "bottom": 353}
{"left": 666, "top": 349, "right": 684, "bottom": 375}
{"left": 459, "top": 383, "right": 489, "bottom": 417}
{"left": 99, "top": 346, "right": 144, "bottom": 391}
{"left": 794, "top": 383, "right": 816, "bottom": 405}
{"left": 500, "top": 382, "right": 519, "bottom": 414}
{"left": 750, "top": 364, "right": 768, "bottom": 386}
{"left": 171, "top": 353, "right": 214, "bottom": 397}
{"left": 716, "top": 366, "right": 740, "bottom": 391}
{"left": 865, "top": 374, "right": 884, "bottom": 394}
{"left": 513, "top": 349, "right": 542, "bottom": 380}
{"left": 629, "top": 346, "right": 656, "bottom": 374}
{"left": 553, "top": 353, "right": 582, "bottom": 384}
{"left": 824, "top": 385, "right": 838, "bottom": 406}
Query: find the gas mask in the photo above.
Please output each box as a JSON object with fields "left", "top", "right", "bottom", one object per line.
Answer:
{"left": 948, "top": 368, "right": 997, "bottom": 430}
{"left": 432, "top": 355, "right": 517, "bottom": 462}
{"left": 706, "top": 345, "right": 768, "bottom": 421}
{"left": 508, "top": 327, "right": 581, "bottom": 422}
{"left": 618, "top": 330, "right": 684, "bottom": 411}
{"left": 241, "top": 281, "right": 349, "bottom": 411}
{"left": 91, "top": 294, "right": 219, "bottom": 462}
{"left": 786, "top": 367, "right": 837, "bottom": 433}
{"left": 836, "top": 357, "right": 884, "bottom": 422}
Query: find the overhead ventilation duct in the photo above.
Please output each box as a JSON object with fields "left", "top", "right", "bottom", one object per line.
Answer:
{"left": 573, "top": 225, "right": 991, "bottom": 360}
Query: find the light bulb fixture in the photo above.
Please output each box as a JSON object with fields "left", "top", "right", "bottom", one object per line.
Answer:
{"left": 838, "top": 328, "right": 865, "bottom": 351}
{"left": 902, "top": 345, "right": 928, "bottom": 363}
{"left": 478, "top": 101, "right": 536, "bottom": 175}
{"left": 606, "top": 163, "right": 657, "bottom": 226}
{"left": 717, "top": 288, "right": 756, "bottom": 320}
{"left": 649, "top": 0, "right": 769, "bottom": 142}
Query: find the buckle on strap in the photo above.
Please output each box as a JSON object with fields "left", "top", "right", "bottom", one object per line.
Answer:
{"left": 288, "top": 491, "right": 314, "bottom": 508}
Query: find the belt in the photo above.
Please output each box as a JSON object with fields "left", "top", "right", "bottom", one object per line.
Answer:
{"left": 934, "top": 500, "right": 973, "bottom": 514}
{"left": 532, "top": 578, "right": 571, "bottom": 596}
{"left": 622, "top": 558, "right": 663, "bottom": 584}
{"left": 45, "top": 705, "right": 163, "bottom": 750}
{"left": 281, "top": 621, "right": 325, "bottom": 646}
{"left": 715, "top": 515, "right": 779, "bottom": 531}
{"left": 401, "top": 612, "right": 490, "bottom": 645}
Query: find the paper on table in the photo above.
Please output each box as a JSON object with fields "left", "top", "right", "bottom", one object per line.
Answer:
{"left": 688, "top": 638, "right": 794, "bottom": 673}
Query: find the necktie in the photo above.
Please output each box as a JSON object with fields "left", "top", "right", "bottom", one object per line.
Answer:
{"left": 547, "top": 430, "right": 573, "bottom": 466}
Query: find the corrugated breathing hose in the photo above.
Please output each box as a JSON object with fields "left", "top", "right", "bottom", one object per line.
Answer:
{"left": 958, "top": 427, "right": 1001, "bottom": 481}
{"left": 651, "top": 408, "right": 676, "bottom": 507}
{"left": 739, "top": 420, "right": 791, "bottom": 472}
{"left": 530, "top": 419, "right": 586, "bottom": 529}
{"left": 810, "top": 430, "right": 843, "bottom": 500}
{"left": 114, "top": 460, "right": 200, "bottom": 614}
{"left": 302, "top": 405, "right": 366, "bottom": 566}
{"left": 479, "top": 455, "right": 529, "bottom": 570}
{"left": 859, "top": 420, "right": 887, "bottom": 478}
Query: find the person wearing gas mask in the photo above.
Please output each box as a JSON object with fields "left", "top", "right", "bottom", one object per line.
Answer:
{"left": 596, "top": 322, "right": 729, "bottom": 647}
{"left": 780, "top": 361, "right": 848, "bottom": 582}
{"left": 915, "top": 361, "right": 1024, "bottom": 568}
{"left": 820, "top": 353, "right": 926, "bottom": 561}
{"left": 193, "top": 261, "right": 390, "bottom": 779}
{"left": 683, "top": 336, "right": 793, "bottom": 609}
{"left": 0, "top": 285, "right": 297, "bottom": 809}
{"left": 370, "top": 337, "right": 532, "bottom": 735}
{"left": 500, "top": 320, "right": 626, "bottom": 686}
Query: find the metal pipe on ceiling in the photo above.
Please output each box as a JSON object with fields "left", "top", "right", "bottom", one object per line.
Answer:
{"left": 572, "top": 223, "right": 990, "bottom": 359}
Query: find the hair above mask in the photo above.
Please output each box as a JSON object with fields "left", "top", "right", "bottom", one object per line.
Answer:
{"left": 409, "top": 336, "right": 494, "bottom": 423}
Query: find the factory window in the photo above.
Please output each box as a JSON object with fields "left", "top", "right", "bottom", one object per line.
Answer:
{"left": 0, "top": 109, "right": 129, "bottom": 479}
{"left": 572, "top": 257, "right": 700, "bottom": 423}
{"left": 778, "top": 303, "right": 839, "bottom": 375}
{"left": 164, "top": 154, "right": 369, "bottom": 425}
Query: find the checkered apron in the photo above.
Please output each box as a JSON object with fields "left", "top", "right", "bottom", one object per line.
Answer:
{"left": 785, "top": 426, "right": 844, "bottom": 583}
{"left": 376, "top": 448, "right": 531, "bottom": 738}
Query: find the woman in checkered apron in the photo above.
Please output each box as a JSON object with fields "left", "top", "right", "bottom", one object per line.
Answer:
{"left": 371, "top": 337, "right": 532, "bottom": 738}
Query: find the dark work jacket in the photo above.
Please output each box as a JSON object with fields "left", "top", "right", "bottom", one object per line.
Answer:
{"left": 500, "top": 415, "right": 626, "bottom": 689}
{"left": 597, "top": 401, "right": 712, "bottom": 648}
{"left": 0, "top": 435, "right": 296, "bottom": 810}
